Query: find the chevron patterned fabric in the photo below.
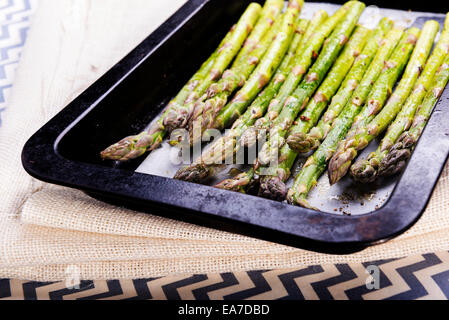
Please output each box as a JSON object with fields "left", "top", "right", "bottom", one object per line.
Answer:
{"left": 1, "top": 251, "right": 449, "bottom": 300}
{"left": 1, "top": 0, "right": 449, "bottom": 301}
{"left": 0, "top": 0, "right": 38, "bottom": 126}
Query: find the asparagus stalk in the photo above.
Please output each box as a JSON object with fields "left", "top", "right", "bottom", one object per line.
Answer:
{"left": 174, "top": 18, "right": 311, "bottom": 183}
{"left": 233, "top": 0, "right": 285, "bottom": 67}
{"left": 100, "top": 3, "right": 261, "bottom": 161}
{"left": 186, "top": 0, "right": 303, "bottom": 146}
{"left": 333, "top": 23, "right": 435, "bottom": 184}
{"left": 227, "top": 19, "right": 311, "bottom": 136}
{"left": 328, "top": 27, "right": 421, "bottom": 185}
{"left": 287, "top": 18, "right": 394, "bottom": 153}
{"left": 184, "top": 15, "right": 285, "bottom": 146}
{"left": 378, "top": 56, "right": 449, "bottom": 177}
{"left": 258, "top": 2, "right": 366, "bottom": 167}
{"left": 230, "top": 18, "right": 312, "bottom": 132}
{"left": 183, "top": 2, "right": 287, "bottom": 143}
{"left": 207, "top": 0, "right": 287, "bottom": 99}
{"left": 258, "top": 25, "right": 372, "bottom": 201}
{"left": 239, "top": 5, "right": 347, "bottom": 149}
{"left": 285, "top": 26, "right": 371, "bottom": 151}
{"left": 351, "top": 20, "right": 443, "bottom": 183}
{"left": 163, "top": 3, "right": 262, "bottom": 132}
{"left": 287, "top": 27, "right": 405, "bottom": 207}
{"left": 228, "top": 19, "right": 311, "bottom": 135}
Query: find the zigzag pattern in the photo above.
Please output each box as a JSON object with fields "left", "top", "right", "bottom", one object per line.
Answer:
{"left": 0, "top": 0, "right": 37, "bottom": 125}
{"left": 2, "top": 251, "right": 449, "bottom": 300}
{"left": 1, "top": 18, "right": 31, "bottom": 62}
{"left": 0, "top": 0, "right": 33, "bottom": 22}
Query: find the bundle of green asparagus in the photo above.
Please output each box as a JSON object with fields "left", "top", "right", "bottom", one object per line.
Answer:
{"left": 239, "top": 3, "right": 352, "bottom": 150}
{"left": 350, "top": 19, "right": 449, "bottom": 183}
{"left": 99, "top": 0, "right": 449, "bottom": 211}
{"left": 173, "top": 14, "right": 311, "bottom": 182}
{"left": 177, "top": 1, "right": 364, "bottom": 184}
{"left": 175, "top": 8, "right": 329, "bottom": 183}
{"left": 328, "top": 21, "right": 437, "bottom": 185}
{"left": 258, "top": 18, "right": 392, "bottom": 201}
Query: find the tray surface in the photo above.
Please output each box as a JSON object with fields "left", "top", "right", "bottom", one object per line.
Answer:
{"left": 22, "top": 0, "right": 449, "bottom": 251}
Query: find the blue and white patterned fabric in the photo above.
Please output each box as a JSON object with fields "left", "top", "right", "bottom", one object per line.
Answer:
{"left": 0, "top": 0, "right": 38, "bottom": 126}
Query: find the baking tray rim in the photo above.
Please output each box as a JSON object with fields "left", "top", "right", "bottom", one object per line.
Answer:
{"left": 21, "top": 0, "right": 449, "bottom": 248}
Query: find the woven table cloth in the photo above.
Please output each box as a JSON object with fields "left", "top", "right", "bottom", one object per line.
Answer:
{"left": 0, "top": 0, "right": 449, "bottom": 300}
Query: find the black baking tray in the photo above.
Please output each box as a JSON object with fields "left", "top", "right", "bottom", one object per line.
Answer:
{"left": 22, "top": 0, "right": 449, "bottom": 253}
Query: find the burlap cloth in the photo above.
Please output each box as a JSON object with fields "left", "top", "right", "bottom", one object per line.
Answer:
{"left": 1, "top": 0, "right": 448, "bottom": 282}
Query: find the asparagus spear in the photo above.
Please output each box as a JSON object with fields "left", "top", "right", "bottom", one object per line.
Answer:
{"left": 328, "top": 27, "right": 421, "bottom": 185}
{"left": 258, "top": 25, "right": 372, "bottom": 200}
{"left": 287, "top": 18, "right": 394, "bottom": 153}
{"left": 287, "top": 28, "right": 405, "bottom": 207}
{"left": 184, "top": 15, "right": 284, "bottom": 146}
{"left": 285, "top": 26, "right": 371, "bottom": 150}
{"left": 258, "top": 1, "right": 366, "bottom": 167}
{"left": 174, "top": 18, "right": 311, "bottom": 183}
{"left": 215, "top": 168, "right": 257, "bottom": 193}
{"left": 332, "top": 23, "right": 435, "bottom": 185}
{"left": 100, "top": 3, "right": 261, "bottom": 161}
{"left": 186, "top": 0, "right": 303, "bottom": 146}
{"left": 378, "top": 56, "right": 449, "bottom": 177}
{"left": 229, "top": 18, "right": 312, "bottom": 132}
{"left": 239, "top": 5, "right": 348, "bottom": 149}
{"left": 351, "top": 20, "right": 443, "bottom": 183}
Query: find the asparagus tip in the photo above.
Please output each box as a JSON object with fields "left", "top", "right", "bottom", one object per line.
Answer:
{"left": 378, "top": 131, "right": 416, "bottom": 177}
{"left": 350, "top": 159, "right": 378, "bottom": 184}
{"left": 378, "top": 148, "right": 412, "bottom": 177}
{"left": 259, "top": 176, "right": 287, "bottom": 201}
{"left": 174, "top": 163, "right": 211, "bottom": 183}
{"left": 328, "top": 148, "right": 356, "bottom": 185}
{"left": 163, "top": 108, "right": 190, "bottom": 133}
{"left": 287, "top": 132, "right": 320, "bottom": 153}
{"left": 214, "top": 172, "right": 252, "bottom": 193}
{"left": 100, "top": 132, "right": 150, "bottom": 162}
